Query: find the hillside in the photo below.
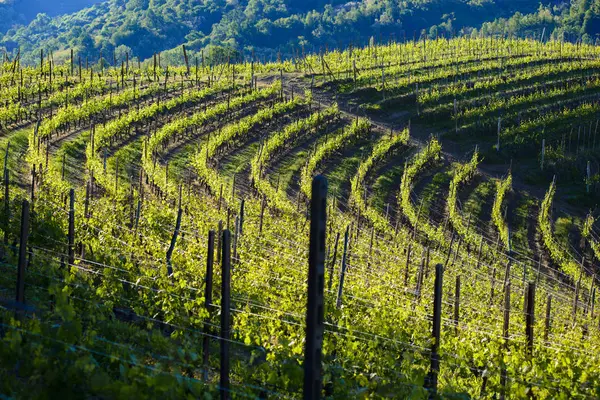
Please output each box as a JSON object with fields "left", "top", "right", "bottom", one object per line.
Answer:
{"left": 0, "top": 0, "right": 99, "bottom": 31}
{"left": 0, "top": 0, "right": 547, "bottom": 65}
{"left": 3, "top": 0, "right": 599, "bottom": 66}
{"left": 1, "top": 37, "right": 600, "bottom": 398}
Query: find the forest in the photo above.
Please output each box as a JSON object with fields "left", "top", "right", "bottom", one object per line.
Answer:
{"left": 1, "top": 0, "right": 599, "bottom": 65}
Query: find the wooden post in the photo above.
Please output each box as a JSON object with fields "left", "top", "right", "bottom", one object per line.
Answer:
{"left": 220, "top": 229, "right": 231, "bottom": 400}
{"left": 336, "top": 226, "right": 350, "bottom": 308}
{"left": 476, "top": 235, "right": 483, "bottom": 269}
{"left": 231, "top": 174, "right": 236, "bottom": 202}
{"left": 328, "top": 232, "right": 340, "bottom": 291}
{"left": 416, "top": 249, "right": 426, "bottom": 301}
{"left": 4, "top": 168, "right": 9, "bottom": 245}
{"left": 203, "top": 230, "right": 215, "bottom": 382}
{"left": 404, "top": 243, "right": 412, "bottom": 286}
{"left": 218, "top": 184, "right": 223, "bottom": 211}
{"left": 304, "top": 175, "right": 327, "bottom": 400}
{"left": 259, "top": 196, "right": 266, "bottom": 235}
{"left": 490, "top": 267, "right": 497, "bottom": 304}
{"left": 573, "top": 283, "right": 581, "bottom": 324}
{"left": 15, "top": 200, "right": 29, "bottom": 304}
{"left": 134, "top": 200, "right": 141, "bottom": 232}
{"left": 238, "top": 199, "right": 245, "bottom": 236}
{"left": 497, "top": 117, "right": 501, "bottom": 151}
{"left": 216, "top": 221, "right": 223, "bottom": 264}
{"left": 587, "top": 161, "right": 591, "bottom": 193}
{"left": 500, "top": 282, "right": 511, "bottom": 398}
{"left": 426, "top": 264, "right": 443, "bottom": 396}
{"left": 526, "top": 282, "right": 535, "bottom": 356}
{"left": 68, "top": 189, "right": 75, "bottom": 267}
{"left": 232, "top": 216, "right": 239, "bottom": 263}
{"left": 544, "top": 295, "right": 552, "bottom": 342}
{"left": 541, "top": 139, "right": 545, "bottom": 170}
{"left": 590, "top": 287, "right": 596, "bottom": 319}
{"left": 454, "top": 275, "right": 460, "bottom": 335}
{"left": 166, "top": 208, "right": 183, "bottom": 275}
{"left": 30, "top": 165, "right": 35, "bottom": 212}
{"left": 444, "top": 234, "right": 455, "bottom": 267}
{"left": 182, "top": 45, "right": 190, "bottom": 76}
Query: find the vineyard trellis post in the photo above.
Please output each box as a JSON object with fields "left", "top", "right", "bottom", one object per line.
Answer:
{"left": 476, "top": 236, "right": 483, "bottom": 269}
{"left": 404, "top": 243, "right": 412, "bottom": 285}
{"left": 526, "top": 282, "right": 536, "bottom": 356}
{"left": 544, "top": 295, "right": 552, "bottom": 342}
{"left": 4, "top": 167, "right": 9, "bottom": 245}
{"left": 232, "top": 216, "right": 239, "bottom": 263}
{"left": 541, "top": 139, "right": 545, "bottom": 170}
{"left": 166, "top": 207, "right": 183, "bottom": 276}
{"left": 84, "top": 182, "right": 90, "bottom": 219}
{"left": 15, "top": 200, "right": 29, "bottom": 304}
{"left": 304, "top": 175, "right": 327, "bottom": 400}
{"left": 416, "top": 249, "right": 426, "bottom": 301}
{"left": 497, "top": 117, "right": 501, "bottom": 151}
{"left": 220, "top": 229, "right": 232, "bottom": 400}
{"left": 336, "top": 226, "right": 350, "bottom": 309}
{"left": 328, "top": 232, "right": 340, "bottom": 291}
{"left": 30, "top": 165, "right": 35, "bottom": 213}
{"left": 68, "top": 188, "right": 75, "bottom": 267}
{"left": 217, "top": 221, "right": 223, "bottom": 264}
{"left": 239, "top": 199, "right": 245, "bottom": 236}
{"left": 454, "top": 275, "right": 461, "bottom": 335}
{"left": 426, "top": 263, "right": 443, "bottom": 397}
{"left": 259, "top": 195, "right": 265, "bottom": 235}
{"left": 203, "top": 230, "right": 215, "bottom": 382}
{"left": 500, "top": 282, "right": 511, "bottom": 399}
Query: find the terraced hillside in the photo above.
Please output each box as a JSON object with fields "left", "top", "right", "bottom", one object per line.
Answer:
{"left": 1, "top": 38, "right": 600, "bottom": 399}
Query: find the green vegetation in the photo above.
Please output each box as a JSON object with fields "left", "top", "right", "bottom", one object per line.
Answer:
{"left": 1, "top": 36, "right": 600, "bottom": 399}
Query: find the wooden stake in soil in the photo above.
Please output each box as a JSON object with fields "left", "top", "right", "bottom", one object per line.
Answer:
{"left": 544, "top": 295, "right": 552, "bottom": 342}
{"left": 216, "top": 220, "right": 223, "bottom": 264}
{"left": 203, "top": 230, "right": 215, "bottom": 382}
{"left": 68, "top": 189, "right": 75, "bottom": 267}
{"left": 15, "top": 200, "right": 29, "bottom": 304}
{"left": 336, "top": 226, "right": 350, "bottom": 309}
{"left": 328, "top": 232, "right": 340, "bottom": 291}
{"left": 525, "top": 282, "right": 536, "bottom": 356}
{"left": 220, "top": 229, "right": 231, "bottom": 400}
{"left": 425, "top": 264, "right": 443, "bottom": 396}
{"left": 454, "top": 275, "right": 461, "bottom": 335}
{"left": 404, "top": 243, "right": 412, "bottom": 286}
{"left": 500, "top": 282, "right": 511, "bottom": 399}
{"left": 259, "top": 195, "right": 266, "bottom": 235}
{"left": 166, "top": 207, "right": 183, "bottom": 276}
{"left": 4, "top": 168, "right": 9, "bottom": 245}
{"left": 303, "top": 175, "right": 327, "bottom": 400}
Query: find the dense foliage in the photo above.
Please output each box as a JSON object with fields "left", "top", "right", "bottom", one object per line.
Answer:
{"left": 0, "top": 36, "right": 600, "bottom": 399}
{"left": 0, "top": 0, "right": 548, "bottom": 65}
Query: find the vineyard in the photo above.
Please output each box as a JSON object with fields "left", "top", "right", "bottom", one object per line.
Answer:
{"left": 1, "top": 38, "right": 600, "bottom": 398}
